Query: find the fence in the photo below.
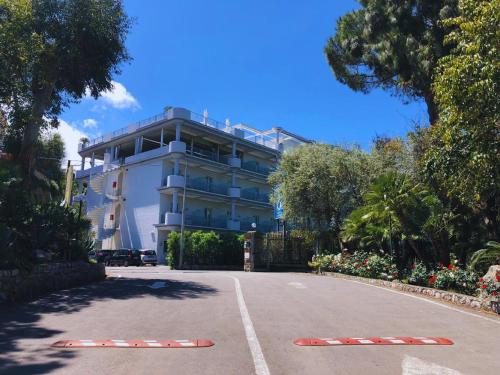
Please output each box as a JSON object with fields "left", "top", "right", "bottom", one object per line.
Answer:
{"left": 253, "top": 232, "right": 313, "bottom": 271}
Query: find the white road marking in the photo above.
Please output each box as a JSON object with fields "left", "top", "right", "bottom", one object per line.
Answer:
{"left": 115, "top": 342, "right": 130, "bottom": 347}
{"left": 326, "top": 340, "right": 342, "bottom": 345}
{"left": 358, "top": 339, "right": 374, "bottom": 344}
{"left": 232, "top": 277, "right": 271, "bottom": 375}
{"left": 287, "top": 281, "right": 307, "bottom": 289}
{"left": 81, "top": 342, "right": 97, "bottom": 346}
{"left": 148, "top": 281, "right": 166, "bottom": 289}
{"left": 147, "top": 343, "right": 162, "bottom": 347}
{"left": 179, "top": 342, "right": 195, "bottom": 347}
{"left": 348, "top": 280, "right": 500, "bottom": 325}
{"left": 390, "top": 339, "right": 405, "bottom": 344}
{"left": 402, "top": 355, "right": 463, "bottom": 375}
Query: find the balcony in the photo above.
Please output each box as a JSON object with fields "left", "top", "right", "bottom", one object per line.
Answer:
{"left": 163, "top": 175, "right": 185, "bottom": 189}
{"left": 241, "top": 189, "right": 270, "bottom": 203}
{"left": 186, "top": 177, "right": 228, "bottom": 195}
{"left": 164, "top": 212, "right": 182, "bottom": 226}
{"left": 241, "top": 161, "right": 271, "bottom": 176}
{"left": 227, "top": 219, "right": 240, "bottom": 231}
{"left": 169, "top": 141, "right": 186, "bottom": 154}
{"left": 219, "top": 155, "right": 241, "bottom": 168}
{"left": 185, "top": 214, "right": 227, "bottom": 229}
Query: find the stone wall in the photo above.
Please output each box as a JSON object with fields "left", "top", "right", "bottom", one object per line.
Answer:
{"left": 0, "top": 262, "right": 106, "bottom": 303}
{"left": 322, "top": 272, "right": 499, "bottom": 314}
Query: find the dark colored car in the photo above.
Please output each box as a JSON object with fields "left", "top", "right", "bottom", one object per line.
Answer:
{"left": 107, "top": 249, "right": 142, "bottom": 267}
{"left": 88, "top": 250, "right": 114, "bottom": 264}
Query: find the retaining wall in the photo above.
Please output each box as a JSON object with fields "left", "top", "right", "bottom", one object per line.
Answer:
{"left": 0, "top": 262, "right": 106, "bottom": 303}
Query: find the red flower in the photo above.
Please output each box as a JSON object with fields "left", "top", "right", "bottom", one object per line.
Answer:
{"left": 479, "top": 277, "right": 484, "bottom": 282}
{"left": 496, "top": 273, "right": 500, "bottom": 282}
{"left": 482, "top": 284, "right": 487, "bottom": 289}
{"left": 428, "top": 275, "right": 437, "bottom": 285}
{"left": 411, "top": 263, "right": 416, "bottom": 269}
{"left": 493, "top": 291, "right": 498, "bottom": 296}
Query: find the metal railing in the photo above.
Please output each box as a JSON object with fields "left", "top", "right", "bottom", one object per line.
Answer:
{"left": 241, "top": 189, "right": 270, "bottom": 203}
{"left": 184, "top": 214, "right": 227, "bottom": 228}
{"left": 186, "top": 177, "right": 228, "bottom": 195}
{"left": 241, "top": 161, "right": 272, "bottom": 176}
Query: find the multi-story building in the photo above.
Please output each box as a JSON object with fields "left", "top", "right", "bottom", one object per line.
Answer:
{"left": 74, "top": 107, "right": 308, "bottom": 262}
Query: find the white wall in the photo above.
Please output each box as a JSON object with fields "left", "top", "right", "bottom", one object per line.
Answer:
{"left": 120, "top": 161, "right": 163, "bottom": 260}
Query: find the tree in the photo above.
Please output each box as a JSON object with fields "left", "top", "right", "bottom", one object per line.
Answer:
{"left": 269, "top": 143, "right": 373, "bottom": 247}
{"left": 424, "top": 0, "right": 499, "bottom": 239}
{"left": 0, "top": 0, "right": 131, "bottom": 182}
{"left": 325, "top": 0, "right": 458, "bottom": 124}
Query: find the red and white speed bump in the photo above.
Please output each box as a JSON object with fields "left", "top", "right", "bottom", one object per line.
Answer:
{"left": 294, "top": 336, "right": 453, "bottom": 346}
{"left": 52, "top": 339, "right": 214, "bottom": 348}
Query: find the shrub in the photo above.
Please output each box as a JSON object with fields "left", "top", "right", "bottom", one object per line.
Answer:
{"left": 167, "top": 230, "right": 243, "bottom": 269}
{"left": 408, "top": 262, "right": 429, "bottom": 286}
{"left": 432, "top": 264, "right": 479, "bottom": 296}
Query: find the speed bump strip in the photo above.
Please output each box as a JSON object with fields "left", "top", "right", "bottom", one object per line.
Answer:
{"left": 52, "top": 339, "right": 214, "bottom": 348}
{"left": 294, "top": 336, "right": 453, "bottom": 346}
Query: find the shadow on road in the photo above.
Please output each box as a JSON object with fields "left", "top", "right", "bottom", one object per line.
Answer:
{"left": 0, "top": 276, "right": 218, "bottom": 374}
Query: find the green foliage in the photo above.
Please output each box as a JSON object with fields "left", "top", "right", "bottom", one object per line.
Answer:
{"left": 0, "top": 0, "right": 132, "bottom": 177}
{"left": 425, "top": 0, "right": 500, "bottom": 237}
{"left": 269, "top": 143, "right": 373, "bottom": 246}
{"left": 408, "top": 261, "right": 429, "bottom": 286}
{"left": 469, "top": 241, "right": 500, "bottom": 274}
{"left": 167, "top": 231, "right": 244, "bottom": 269}
{"left": 310, "top": 251, "right": 479, "bottom": 296}
{"left": 432, "top": 264, "right": 479, "bottom": 295}
{"left": 325, "top": 0, "right": 458, "bottom": 123}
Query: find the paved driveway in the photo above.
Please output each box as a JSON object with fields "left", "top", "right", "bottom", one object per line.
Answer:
{"left": 1, "top": 266, "right": 499, "bottom": 374}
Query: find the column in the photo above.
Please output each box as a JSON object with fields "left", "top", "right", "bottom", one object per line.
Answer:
{"left": 175, "top": 123, "right": 182, "bottom": 141}
{"left": 174, "top": 159, "right": 180, "bottom": 175}
{"left": 231, "top": 199, "right": 236, "bottom": 221}
{"left": 91, "top": 152, "right": 95, "bottom": 168}
{"left": 81, "top": 156, "right": 85, "bottom": 171}
{"left": 160, "top": 128, "right": 164, "bottom": 147}
{"left": 172, "top": 191, "right": 179, "bottom": 213}
{"left": 231, "top": 171, "right": 236, "bottom": 187}
{"left": 232, "top": 141, "right": 237, "bottom": 158}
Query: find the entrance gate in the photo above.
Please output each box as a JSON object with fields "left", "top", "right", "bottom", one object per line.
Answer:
{"left": 251, "top": 232, "right": 312, "bottom": 271}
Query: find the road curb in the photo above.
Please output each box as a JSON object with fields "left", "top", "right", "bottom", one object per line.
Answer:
{"left": 317, "top": 271, "right": 499, "bottom": 316}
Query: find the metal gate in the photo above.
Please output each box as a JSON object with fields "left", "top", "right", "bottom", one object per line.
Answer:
{"left": 253, "top": 232, "right": 312, "bottom": 271}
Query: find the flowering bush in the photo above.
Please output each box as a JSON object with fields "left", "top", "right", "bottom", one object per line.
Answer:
{"left": 408, "top": 261, "right": 429, "bottom": 286}
{"left": 431, "top": 264, "right": 479, "bottom": 295}
{"left": 308, "top": 254, "right": 335, "bottom": 272}
{"left": 477, "top": 271, "right": 500, "bottom": 298}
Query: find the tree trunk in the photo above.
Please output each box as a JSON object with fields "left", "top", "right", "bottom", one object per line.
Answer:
{"left": 424, "top": 92, "right": 439, "bottom": 126}
{"left": 484, "top": 193, "right": 499, "bottom": 240}
{"left": 19, "top": 82, "right": 55, "bottom": 183}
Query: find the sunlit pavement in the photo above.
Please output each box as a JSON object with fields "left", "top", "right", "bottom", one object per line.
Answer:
{"left": 1, "top": 266, "right": 499, "bottom": 374}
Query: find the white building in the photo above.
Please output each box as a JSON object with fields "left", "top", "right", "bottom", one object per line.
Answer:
{"left": 74, "top": 107, "right": 308, "bottom": 263}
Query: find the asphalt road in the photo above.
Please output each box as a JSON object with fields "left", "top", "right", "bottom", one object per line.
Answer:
{"left": 1, "top": 266, "right": 499, "bottom": 375}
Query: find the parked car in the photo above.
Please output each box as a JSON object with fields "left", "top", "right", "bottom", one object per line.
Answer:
{"left": 107, "top": 249, "right": 142, "bottom": 267}
{"left": 140, "top": 249, "right": 157, "bottom": 266}
{"left": 88, "top": 250, "right": 114, "bottom": 264}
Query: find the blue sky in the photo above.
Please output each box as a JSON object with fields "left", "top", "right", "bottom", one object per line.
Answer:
{"left": 60, "top": 0, "right": 428, "bottom": 162}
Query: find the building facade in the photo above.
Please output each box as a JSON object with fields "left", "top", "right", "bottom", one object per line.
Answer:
{"left": 74, "top": 107, "right": 307, "bottom": 263}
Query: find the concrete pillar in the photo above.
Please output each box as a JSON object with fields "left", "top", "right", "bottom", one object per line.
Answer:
{"left": 232, "top": 141, "right": 237, "bottom": 158}
{"left": 160, "top": 128, "right": 164, "bottom": 147}
{"left": 91, "top": 152, "right": 95, "bottom": 168}
{"left": 175, "top": 123, "right": 182, "bottom": 141}
{"left": 172, "top": 191, "right": 179, "bottom": 213}
{"left": 275, "top": 130, "right": 281, "bottom": 150}
{"left": 134, "top": 136, "right": 143, "bottom": 154}
{"left": 81, "top": 156, "right": 85, "bottom": 171}
{"left": 231, "top": 171, "right": 236, "bottom": 187}
{"left": 174, "top": 159, "right": 180, "bottom": 175}
{"left": 231, "top": 199, "right": 236, "bottom": 220}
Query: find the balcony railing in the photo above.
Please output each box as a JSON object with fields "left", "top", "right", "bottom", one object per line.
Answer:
{"left": 241, "top": 161, "right": 272, "bottom": 176}
{"left": 241, "top": 189, "right": 270, "bottom": 203}
{"left": 185, "top": 214, "right": 227, "bottom": 229}
{"left": 186, "top": 177, "right": 228, "bottom": 195}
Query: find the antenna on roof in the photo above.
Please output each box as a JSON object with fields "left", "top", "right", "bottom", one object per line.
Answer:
{"left": 203, "top": 109, "right": 208, "bottom": 125}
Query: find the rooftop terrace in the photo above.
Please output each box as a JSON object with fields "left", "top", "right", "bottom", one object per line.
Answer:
{"left": 79, "top": 107, "right": 309, "bottom": 152}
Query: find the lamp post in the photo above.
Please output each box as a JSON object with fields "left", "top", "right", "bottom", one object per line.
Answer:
{"left": 384, "top": 194, "right": 394, "bottom": 257}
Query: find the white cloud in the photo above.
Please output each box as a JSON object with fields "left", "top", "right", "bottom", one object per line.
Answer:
{"left": 99, "top": 80, "right": 140, "bottom": 110}
{"left": 83, "top": 118, "right": 98, "bottom": 129}
{"left": 47, "top": 119, "right": 87, "bottom": 166}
